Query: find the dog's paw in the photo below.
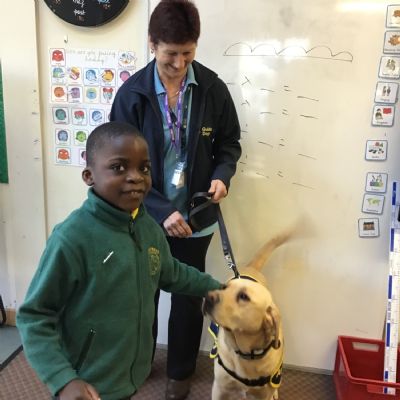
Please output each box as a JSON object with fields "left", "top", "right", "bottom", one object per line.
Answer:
{"left": 273, "top": 389, "right": 279, "bottom": 400}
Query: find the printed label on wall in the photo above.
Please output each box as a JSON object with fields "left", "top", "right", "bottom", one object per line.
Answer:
{"left": 374, "top": 82, "right": 398, "bottom": 103}
{"left": 365, "top": 172, "right": 388, "bottom": 193}
{"left": 358, "top": 218, "right": 380, "bottom": 237}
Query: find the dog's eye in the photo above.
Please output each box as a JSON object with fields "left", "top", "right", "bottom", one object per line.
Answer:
{"left": 237, "top": 291, "right": 250, "bottom": 302}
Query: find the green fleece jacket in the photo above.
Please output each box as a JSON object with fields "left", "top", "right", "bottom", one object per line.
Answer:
{"left": 17, "top": 189, "right": 220, "bottom": 399}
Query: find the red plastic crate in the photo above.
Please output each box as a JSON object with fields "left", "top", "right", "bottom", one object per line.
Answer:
{"left": 334, "top": 336, "right": 400, "bottom": 399}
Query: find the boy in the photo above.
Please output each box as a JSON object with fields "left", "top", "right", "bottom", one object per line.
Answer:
{"left": 16, "top": 122, "right": 222, "bottom": 400}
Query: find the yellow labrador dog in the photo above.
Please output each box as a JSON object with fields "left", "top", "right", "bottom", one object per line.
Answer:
{"left": 203, "top": 233, "right": 290, "bottom": 400}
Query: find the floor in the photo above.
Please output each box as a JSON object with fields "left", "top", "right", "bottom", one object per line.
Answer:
{"left": 0, "top": 345, "right": 338, "bottom": 400}
{"left": 0, "top": 325, "right": 21, "bottom": 369}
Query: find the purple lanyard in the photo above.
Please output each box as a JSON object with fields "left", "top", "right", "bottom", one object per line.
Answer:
{"left": 163, "top": 77, "right": 186, "bottom": 155}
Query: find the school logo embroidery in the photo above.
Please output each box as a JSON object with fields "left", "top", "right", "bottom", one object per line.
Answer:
{"left": 201, "top": 127, "right": 212, "bottom": 137}
{"left": 148, "top": 247, "right": 160, "bottom": 276}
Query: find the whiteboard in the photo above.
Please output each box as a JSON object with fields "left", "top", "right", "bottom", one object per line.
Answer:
{"left": 153, "top": 0, "right": 400, "bottom": 371}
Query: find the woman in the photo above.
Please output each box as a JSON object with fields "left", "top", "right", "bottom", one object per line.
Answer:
{"left": 110, "top": 1, "right": 241, "bottom": 399}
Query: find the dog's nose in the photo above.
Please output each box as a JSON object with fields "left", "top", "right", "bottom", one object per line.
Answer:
{"left": 202, "top": 291, "right": 220, "bottom": 315}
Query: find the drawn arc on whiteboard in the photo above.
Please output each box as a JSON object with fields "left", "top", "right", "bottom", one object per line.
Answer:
{"left": 223, "top": 42, "right": 354, "bottom": 62}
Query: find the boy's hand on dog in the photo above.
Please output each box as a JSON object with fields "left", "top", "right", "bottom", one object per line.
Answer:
{"left": 59, "top": 379, "right": 100, "bottom": 400}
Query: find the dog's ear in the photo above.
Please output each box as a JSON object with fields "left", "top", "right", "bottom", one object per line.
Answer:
{"left": 264, "top": 305, "right": 281, "bottom": 349}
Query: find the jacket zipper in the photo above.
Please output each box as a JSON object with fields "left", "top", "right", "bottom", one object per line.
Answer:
{"left": 129, "top": 217, "right": 142, "bottom": 251}
{"left": 74, "top": 328, "right": 96, "bottom": 373}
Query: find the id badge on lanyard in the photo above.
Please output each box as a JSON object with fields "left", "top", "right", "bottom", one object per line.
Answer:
{"left": 172, "top": 161, "right": 185, "bottom": 189}
{"left": 165, "top": 78, "right": 187, "bottom": 189}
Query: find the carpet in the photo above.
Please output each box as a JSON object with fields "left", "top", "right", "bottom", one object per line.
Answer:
{"left": 0, "top": 326, "right": 22, "bottom": 370}
{"left": 0, "top": 347, "right": 337, "bottom": 399}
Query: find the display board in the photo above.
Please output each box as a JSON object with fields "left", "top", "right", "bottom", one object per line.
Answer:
{"left": 150, "top": 0, "right": 400, "bottom": 370}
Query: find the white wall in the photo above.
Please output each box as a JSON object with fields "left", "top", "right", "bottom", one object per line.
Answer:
{"left": 0, "top": 0, "right": 46, "bottom": 309}
{"left": 195, "top": 0, "right": 400, "bottom": 372}
{"left": 154, "top": 0, "right": 400, "bottom": 372}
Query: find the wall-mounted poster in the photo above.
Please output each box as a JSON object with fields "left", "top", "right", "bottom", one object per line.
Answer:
{"left": 358, "top": 218, "right": 380, "bottom": 237}
{"left": 374, "top": 81, "right": 398, "bottom": 103}
{"left": 365, "top": 140, "right": 388, "bottom": 161}
{"left": 365, "top": 172, "right": 388, "bottom": 193}
{"left": 387, "top": 5, "right": 400, "bottom": 28}
{"left": 49, "top": 48, "right": 137, "bottom": 167}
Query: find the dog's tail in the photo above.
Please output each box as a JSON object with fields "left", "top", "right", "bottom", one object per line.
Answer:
{"left": 244, "top": 230, "right": 292, "bottom": 272}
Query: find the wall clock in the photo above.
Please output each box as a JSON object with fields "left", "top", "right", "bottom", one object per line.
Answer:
{"left": 44, "top": 0, "right": 129, "bottom": 27}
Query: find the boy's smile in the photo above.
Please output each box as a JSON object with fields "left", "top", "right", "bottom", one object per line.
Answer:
{"left": 82, "top": 135, "right": 152, "bottom": 213}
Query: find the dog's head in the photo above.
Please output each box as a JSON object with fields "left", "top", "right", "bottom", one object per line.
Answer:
{"left": 203, "top": 277, "right": 281, "bottom": 349}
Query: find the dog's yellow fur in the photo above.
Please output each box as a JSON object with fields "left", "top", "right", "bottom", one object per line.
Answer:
{"left": 203, "top": 231, "right": 291, "bottom": 400}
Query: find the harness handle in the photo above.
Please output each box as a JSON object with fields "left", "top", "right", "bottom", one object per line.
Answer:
{"left": 189, "top": 192, "right": 240, "bottom": 279}
{"left": 215, "top": 203, "right": 240, "bottom": 279}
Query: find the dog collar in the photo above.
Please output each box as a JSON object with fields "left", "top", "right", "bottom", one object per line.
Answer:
{"left": 235, "top": 339, "right": 281, "bottom": 360}
{"left": 209, "top": 322, "right": 280, "bottom": 360}
{"left": 217, "top": 354, "right": 283, "bottom": 388}
{"left": 231, "top": 274, "right": 258, "bottom": 282}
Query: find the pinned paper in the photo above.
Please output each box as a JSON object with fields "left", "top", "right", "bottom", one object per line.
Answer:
{"left": 358, "top": 218, "right": 380, "bottom": 237}
{"left": 372, "top": 105, "right": 394, "bottom": 126}
{"left": 362, "top": 193, "right": 385, "bottom": 214}
{"left": 365, "top": 140, "right": 388, "bottom": 161}
{"left": 379, "top": 56, "right": 400, "bottom": 79}
{"left": 365, "top": 172, "right": 388, "bottom": 193}
{"left": 375, "top": 82, "right": 398, "bottom": 103}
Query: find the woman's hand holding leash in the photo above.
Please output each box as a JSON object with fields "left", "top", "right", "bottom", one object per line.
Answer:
{"left": 165, "top": 180, "right": 227, "bottom": 237}
{"left": 208, "top": 179, "right": 227, "bottom": 203}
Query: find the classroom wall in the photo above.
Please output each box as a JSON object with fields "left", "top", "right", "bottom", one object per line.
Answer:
{"left": 190, "top": 0, "right": 400, "bottom": 372}
{"left": 1, "top": 0, "right": 399, "bottom": 374}
{"left": 0, "top": 0, "right": 46, "bottom": 310}
{"left": 0, "top": 0, "right": 148, "bottom": 316}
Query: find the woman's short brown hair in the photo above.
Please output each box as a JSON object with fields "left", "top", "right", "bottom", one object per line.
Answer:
{"left": 149, "top": 0, "right": 200, "bottom": 45}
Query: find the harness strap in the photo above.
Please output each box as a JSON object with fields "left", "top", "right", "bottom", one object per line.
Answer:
{"left": 217, "top": 354, "right": 283, "bottom": 388}
{"left": 235, "top": 339, "right": 281, "bottom": 360}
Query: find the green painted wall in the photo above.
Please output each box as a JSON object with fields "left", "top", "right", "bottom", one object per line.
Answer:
{"left": 0, "top": 63, "right": 8, "bottom": 184}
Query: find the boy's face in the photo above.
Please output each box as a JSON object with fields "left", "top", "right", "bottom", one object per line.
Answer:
{"left": 82, "top": 135, "right": 151, "bottom": 213}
